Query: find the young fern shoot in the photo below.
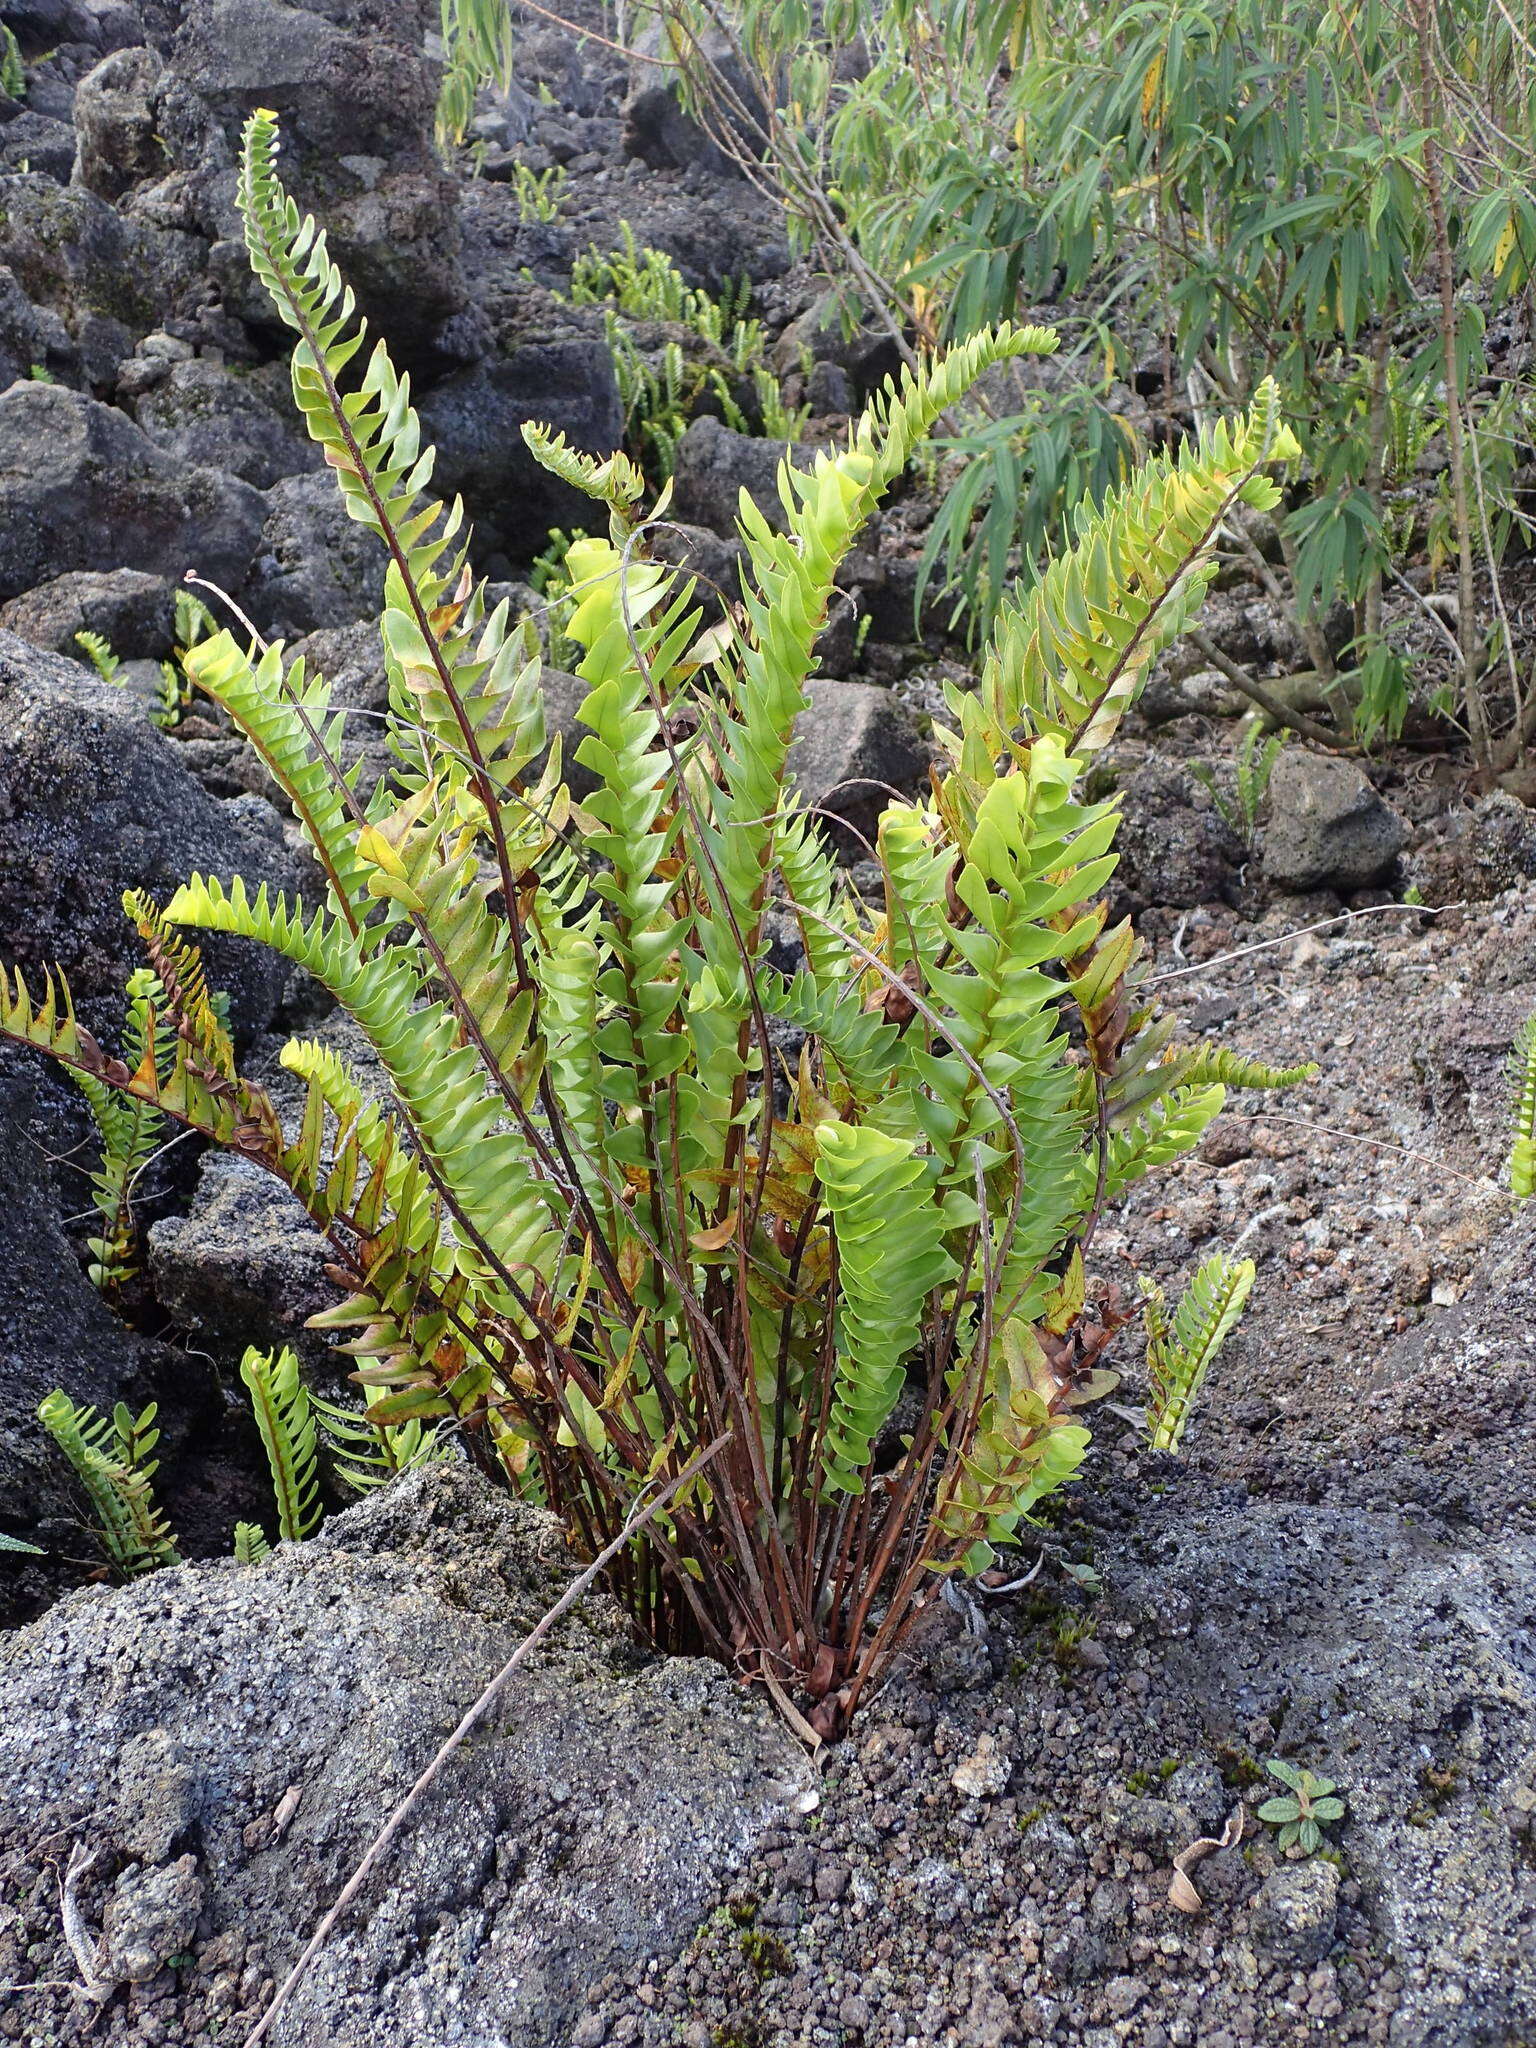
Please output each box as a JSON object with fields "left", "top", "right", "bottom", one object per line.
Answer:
{"left": 0, "top": 110, "right": 1310, "bottom": 1734}
{"left": 240, "top": 1346, "right": 322, "bottom": 1545}
{"left": 1142, "top": 1252, "right": 1257, "bottom": 1454}
{"left": 1509, "top": 1013, "right": 1536, "bottom": 1201}
{"left": 36, "top": 1394, "right": 180, "bottom": 1577}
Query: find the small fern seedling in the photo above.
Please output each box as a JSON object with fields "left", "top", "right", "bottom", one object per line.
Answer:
{"left": 240, "top": 1345, "right": 322, "bottom": 1544}
{"left": 1142, "top": 1251, "right": 1256, "bottom": 1453}
{"left": 74, "top": 629, "right": 123, "bottom": 685}
{"left": 72, "top": 968, "right": 172, "bottom": 1291}
{"left": 233, "top": 1521, "right": 273, "bottom": 1564}
{"left": 37, "top": 1393, "right": 180, "bottom": 1577}
{"left": 1508, "top": 1014, "right": 1536, "bottom": 1201}
{"left": 1, "top": 24, "right": 25, "bottom": 100}
{"left": 1192, "top": 723, "right": 1285, "bottom": 848}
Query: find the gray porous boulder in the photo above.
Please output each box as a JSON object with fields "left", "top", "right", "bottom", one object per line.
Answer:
{"left": 672, "top": 413, "right": 818, "bottom": 536}
{"left": 243, "top": 470, "right": 388, "bottom": 637}
{"left": 72, "top": 42, "right": 167, "bottom": 199}
{"left": 148, "top": 0, "right": 464, "bottom": 363}
{"left": 0, "top": 1051, "right": 157, "bottom": 1531}
{"left": 0, "top": 565, "right": 178, "bottom": 660}
{"left": 0, "top": 174, "right": 205, "bottom": 361}
{"left": 0, "top": 630, "right": 308, "bottom": 1036}
{"left": 0, "top": 1464, "right": 813, "bottom": 2045}
{"left": 130, "top": 355, "right": 320, "bottom": 489}
{"left": 1260, "top": 748, "right": 1408, "bottom": 892}
{"left": 0, "top": 381, "right": 265, "bottom": 603}
{"left": 417, "top": 339, "right": 625, "bottom": 561}
{"left": 787, "top": 678, "right": 930, "bottom": 860}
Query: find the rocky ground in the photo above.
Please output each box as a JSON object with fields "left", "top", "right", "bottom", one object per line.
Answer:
{"left": 1, "top": 1, "right": 1536, "bottom": 2045}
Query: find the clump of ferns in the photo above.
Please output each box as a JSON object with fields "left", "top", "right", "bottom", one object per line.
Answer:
{"left": 39, "top": 1345, "right": 445, "bottom": 1578}
{"left": 1, "top": 111, "right": 1312, "bottom": 1735}
{"left": 570, "top": 227, "right": 808, "bottom": 480}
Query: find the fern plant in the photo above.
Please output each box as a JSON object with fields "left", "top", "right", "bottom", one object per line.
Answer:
{"left": 0, "top": 24, "right": 25, "bottom": 101}
{"left": 71, "top": 968, "right": 172, "bottom": 1291}
{"left": 0, "top": 112, "right": 1309, "bottom": 1733}
{"left": 1191, "top": 724, "right": 1286, "bottom": 850}
{"left": 37, "top": 1394, "right": 179, "bottom": 1577}
{"left": 1142, "top": 1251, "right": 1257, "bottom": 1453}
{"left": 74, "top": 629, "right": 123, "bottom": 684}
{"left": 1508, "top": 1014, "right": 1536, "bottom": 1202}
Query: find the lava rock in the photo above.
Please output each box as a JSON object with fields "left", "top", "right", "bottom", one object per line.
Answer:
{"left": 1260, "top": 750, "right": 1407, "bottom": 893}
{"left": 0, "top": 1052, "right": 157, "bottom": 1530}
{"left": 0, "top": 108, "right": 79, "bottom": 178}
{"left": 0, "top": 566, "right": 177, "bottom": 660}
{"left": 130, "top": 356, "right": 319, "bottom": 490}
{"left": 147, "top": 0, "right": 464, "bottom": 363}
{"left": 622, "top": 23, "right": 764, "bottom": 173}
{"left": 1409, "top": 790, "right": 1536, "bottom": 906}
{"left": 786, "top": 678, "right": 929, "bottom": 860}
{"left": 417, "top": 340, "right": 624, "bottom": 562}
{"left": 1110, "top": 758, "right": 1247, "bottom": 910}
{"left": 1248, "top": 1861, "right": 1340, "bottom": 1971}
{"left": 243, "top": 471, "right": 387, "bottom": 637}
{"left": 0, "top": 261, "right": 77, "bottom": 387}
{"left": 0, "top": 1464, "right": 811, "bottom": 2045}
{"left": 0, "top": 630, "right": 308, "bottom": 1035}
{"left": 72, "top": 42, "right": 166, "bottom": 199}
{"left": 147, "top": 1152, "right": 332, "bottom": 1370}
{"left": 0, "top": 174, "right": 205, "bottom": 352}
{"left": 0, "top": 382, "right": 265, "bottom": 603}
{"left": 672, "top": 414, "right": 818, "bottom": 537}
{"left": 103, "top": 1854, "right": 204, "bottom": 1983}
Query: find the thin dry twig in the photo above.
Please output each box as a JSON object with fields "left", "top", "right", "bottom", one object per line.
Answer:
{"left": 243, "top": 1439, "right": 727, "bottom": 2048}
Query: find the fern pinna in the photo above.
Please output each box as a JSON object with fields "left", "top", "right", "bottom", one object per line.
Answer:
{"left": 2, "top": 112, "right": 1309, "bottom": 1734}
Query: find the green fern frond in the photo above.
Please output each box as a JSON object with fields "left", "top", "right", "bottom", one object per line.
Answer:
{"left": 37, "top": 1392, "right": 179, "bottom": 1576}
{"left": 313, "top": 1392, "right": 449, "bottom": 1494}
{"left": 816, "top": 1121, "right": 956, "bottom": 1492}
{"left": 233, "top": 1521, "right": 273, "bottom": 1564}
{"left": 521, "top": 424, "right": 646, "bottom": 514}
{"left": 0, "top": 1530, "right": 45, "bottom": 1555}
{"left": 1508, "top": 1013, "right": 1536, "bottom": 1201}
{"left": 948, "top": 379, "right": 1300, "bottom": 770}
{"left": 1172, "top": 1046, "right": 1318, "bottom": 1091}
{"left": 437, "top": 0, "right": 515, "bottom": 145}
{"left": 0, "top": 24, "right": 25, "bottom": 99}
{"left": 239, "top": 1345, "right": 322, "bottom": 1543}
{"left": 1144, "top": 1251, "right": 1255, "bottom": 1453}
{"left": 73, "top": 968, "right": 172, "bottom": 1290}
{"left": 74, "top": 630, "right": 122, "bottom": 684}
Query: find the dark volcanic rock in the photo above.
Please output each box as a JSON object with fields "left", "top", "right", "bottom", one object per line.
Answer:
{"left": 0, "top": 566, "right": 177, "bottom": 660}
{"left": 0, "top": 630, "right": 308, "bottom": 1036}
{"left": 0, "top": 1052, "right": 155, "bottom": 1530}
{"left": 0, "top": 174, "right": 205, "bottom": 355}
{"left": 72, "top": 43, "right": 167, "bottom": 199}
{"left": 0, "top": 381, "right": 265, "bottom": 602}
{"left": 130, "top": 355, "right": 319, "bottom": 489}
{"left": 0, "top": 1464, "right": 812, "bottom": 2045}
{"left": 787, "top": 678, "right": 930, "bottom": 860}
{"left": 148, "top": 0, "right": 463, "bottom": 363}
{"left": 417, "top": 340, "right": 624, "bottom": 562}
{"left": 243, "top": 471, "right": 387, "bottom": 637}
{"left": 1261, "top": 749, "right": 1408, "bottom": 893}
{"left": 672, "top": 413, "right": 818, "bottom": 536}
{"left": 1110, "top": 757, "right": 1247, "bottom": 910}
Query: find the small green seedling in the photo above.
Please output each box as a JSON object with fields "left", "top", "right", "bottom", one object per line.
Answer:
{"left": 1258, "top": 1760, "right": 1345, "bottom": 1852}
